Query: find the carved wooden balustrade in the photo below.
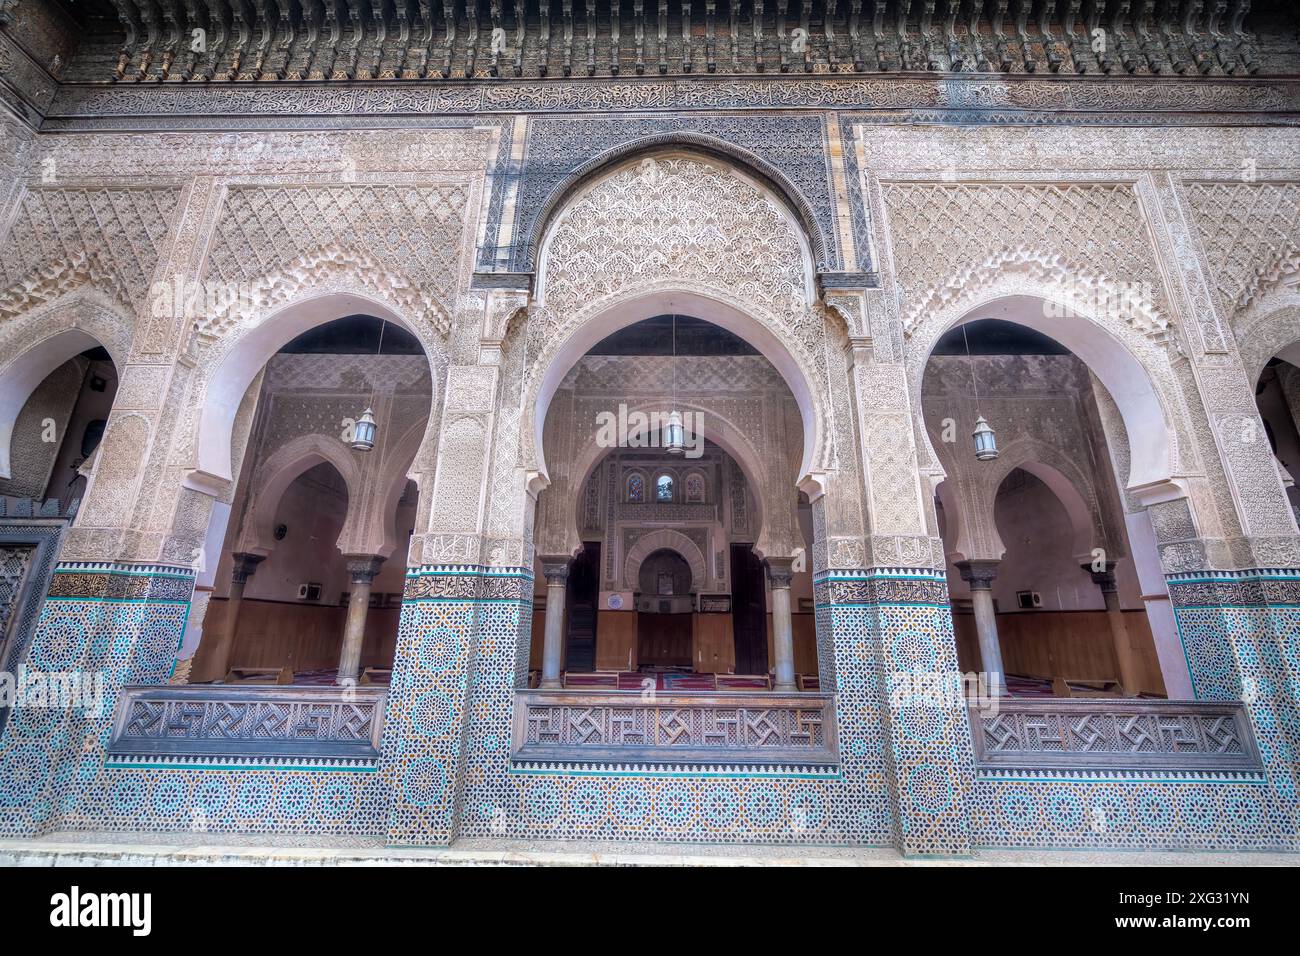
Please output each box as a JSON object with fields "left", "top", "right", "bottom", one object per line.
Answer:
{"left": 107, "top": 684, "right": 387, "bottom": 766}
{"left": 968, "top": 698, "right": 1262, "bottom": 773}
{"left": 510, "top": 688, "right": 838, "bottom": 768}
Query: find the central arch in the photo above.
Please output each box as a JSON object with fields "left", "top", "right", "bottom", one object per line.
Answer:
{"left": 529, "top": 290, "right": 825, "bottom": 493}
{"left": 524, "top": 150, "right": 831, "bottom": 496}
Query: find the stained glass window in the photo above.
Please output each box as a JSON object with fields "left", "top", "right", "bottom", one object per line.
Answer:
{"left": 656, "top": 474, "right": 674, "bottom": 502}
{"left": 626, "top": 472, "right": 644, "bottom": 503}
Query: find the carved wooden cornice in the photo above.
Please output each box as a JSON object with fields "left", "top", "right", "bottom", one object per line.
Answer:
{"left": 41, "top": 1, "right": 1279, "bottom": 85}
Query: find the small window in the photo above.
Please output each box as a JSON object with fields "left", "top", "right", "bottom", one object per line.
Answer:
{"left": 685, "top": 472, "right": 705, "bottom": 503}
{"left": 655, "top": 474, "right": 674, "bottom": 502}
{"left": 626, "top": 472, "right": 645, "bottom": 503}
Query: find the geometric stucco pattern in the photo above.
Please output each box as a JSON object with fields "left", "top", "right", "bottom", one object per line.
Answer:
{"left": 0, "top": 186, "right": 182, "bottom": 318}
{"left": 1183, "top": 181, "right": 1300, "bottom": 318}
{"left": 200, "top": 184, "right": 472, "bottom": 340}
{"left": 881, "top": 182, "right": 1171, "bottom": 339}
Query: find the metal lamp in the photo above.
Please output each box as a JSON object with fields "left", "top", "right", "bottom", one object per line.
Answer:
{"left": 350, "top": 407, "right": 377, "bottom": 452}
{"left": 972, "top": 415, "right": 998, "bottom": 461}
{"left": 665, "top": 409, "right": 685, "bottom": 455}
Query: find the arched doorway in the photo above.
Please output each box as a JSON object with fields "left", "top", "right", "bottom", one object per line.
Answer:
{"left": 186, "top": 314, "right": 431, "bottom": 686}
{"left": 923, "top": 316, "right": 1178, "bottom": 698}
{"left": 530, "top": 313, "right": 816, "bottom": 692}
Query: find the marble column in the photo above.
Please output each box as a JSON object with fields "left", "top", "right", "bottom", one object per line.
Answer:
{"left": 338, "top": 555, "right": 384, "bottom": 685}
{"left": 211, "top": 552, "right": 263, "bottom": 682}
{"left": 539, "top": 557, "right": 570, "bottom": 689}
{"left": 766, "top": 557, "right": 797, "bottom": 691}
{"left": 955, "top": 559, "right": 1004, "bottom": 695}
{"left": 1084, "top": 561, "right": 1140, "bottom": 697}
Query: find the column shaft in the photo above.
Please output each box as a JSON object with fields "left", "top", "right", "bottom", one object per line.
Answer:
{"left": 211, "top": 553, "right": 262, "bottom": 682}
{"left": 767, "top": 557, "right": 797, "bottom": 691}
{"left": 1086, "top": 563, "right": 1140, "bottom": 697}
{"left": 338, "top": 556, "right": 384, "bottom": 684}
{"left": 540, "top": 559, "right": 570, "bottom": 688}
{"left": 956, "top": 560, "right": 1004, "bottom": 694}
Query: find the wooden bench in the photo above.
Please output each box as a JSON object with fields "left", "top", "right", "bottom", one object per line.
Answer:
{"left": 1056, "top": 677, "right": 1126, "bottom": 698}
{"left": 717, "top": 674, "right": 771, "bottom": 690}
{"left": 223, "top": 666, "right": 293, "bottom": 685}
{"left": 562, "top": 671, "right": 619, "bottom": 689}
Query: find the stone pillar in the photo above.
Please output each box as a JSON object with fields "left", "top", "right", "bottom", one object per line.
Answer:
{"left": 539, "top": 557, "right": 570, "bottom": 688}
{"left": 210, "top": 552, "right": 263, "bottom": 682}
{"left": 766, "top": 557, "right": 797, "bottom": 691}
{"left": 955, "top": 560, "right": 1004, "bottom": 694}
{"left": 338, "top": 555, "right": 384, "bottom": 684}
{"left": 1084, "top": 561, "right": 1140, "bottom": 696}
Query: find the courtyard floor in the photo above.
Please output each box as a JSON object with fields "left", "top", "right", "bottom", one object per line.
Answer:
{"left": 0, "top": 832, "right": 1293, "bottom": 866}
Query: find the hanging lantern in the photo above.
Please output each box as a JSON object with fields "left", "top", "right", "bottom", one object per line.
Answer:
{"left": 350, "top": 407, "right": 377, "bottom": 452}
{"left": 972, "top": 415, "right": 998, "bottom": 461}
{"left": 665, "top": 409, "right": 685, "bottom": 455}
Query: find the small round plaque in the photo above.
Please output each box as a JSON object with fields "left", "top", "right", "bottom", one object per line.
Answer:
{"left": 607, "top": 593, "right": 624, "bottom": 610}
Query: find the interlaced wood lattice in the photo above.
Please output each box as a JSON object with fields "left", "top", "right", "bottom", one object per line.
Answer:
{"left": 512, "top": 689, "right": 837, "bottom": 766}
{"left": 970, "top": 698, "right": 1262, "bottom": 773}
{"left": 108, "top": 685, "right": 388, "bottom": 762}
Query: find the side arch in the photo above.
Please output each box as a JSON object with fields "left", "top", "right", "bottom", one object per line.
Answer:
{"left": 624, "top": 530, "right": 708, "bottom": 595}
{"left": 1235, "top": 299, "right": 1300, "bottom": 387}
{"left": 0, "top": 290, "right": 133, "bottom": 480}
{"left": 192, "top": 285, "right": 446, "bottom": 484}
{"left": 908, "top": 290, "right": 1179, "bottom": 496}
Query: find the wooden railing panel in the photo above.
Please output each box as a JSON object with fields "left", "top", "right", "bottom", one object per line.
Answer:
{"left": 969, "top": 698, "right": 1262, "bottom": 772}
{"left": 107, "top": 684, "right": 387, "bottom": 763}
{"left": 511, "top": 689, "right": 838, "bottom": 767}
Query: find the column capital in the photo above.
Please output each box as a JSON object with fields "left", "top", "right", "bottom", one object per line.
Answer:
{"left": 345, "top": 555, "right": 385, "bottom": 584}
{"left": 540, "top": 557, "right": 571, "bottom": 585}
{"left": 1082, "top": 560, "right": 1118, "bottom": 592}
{"left": 765, "top": 556, "right": 797, "bottom": 589}
{"left": 230, "top": 552, "right": 265, "bottom": 585}
{"left": 955, "top": 559, "right": 999, "bottom": 591}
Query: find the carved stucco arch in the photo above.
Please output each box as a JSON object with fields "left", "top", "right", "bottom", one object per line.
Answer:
{"left": 190, "top": 281, "right": 448, "bottom": 486}
{"left": 520, "top": 134, "right": 834, "bottom": 273}
{"left": 525, "top": 287, "right": 829, "bottom": 499}
{"left": 985, "top": 449, "right": 1107, "bottom": 565}
{"left": 1234, "top": 296, "right": 1300, "bottom": 387}
{"left": 907, "top": 286, "right": 1183, "bottom": 499}
{"left": 0, "top": 288, "right": 133, "bottom": 480}
{"left": 236, "top": 433, "right": 363, "bottom": 558}
{"left": 624, "top": 530, "right": 708, "bottom": 595}
{"left": 525, "top": 150, "right": 831, "bottom": 497}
